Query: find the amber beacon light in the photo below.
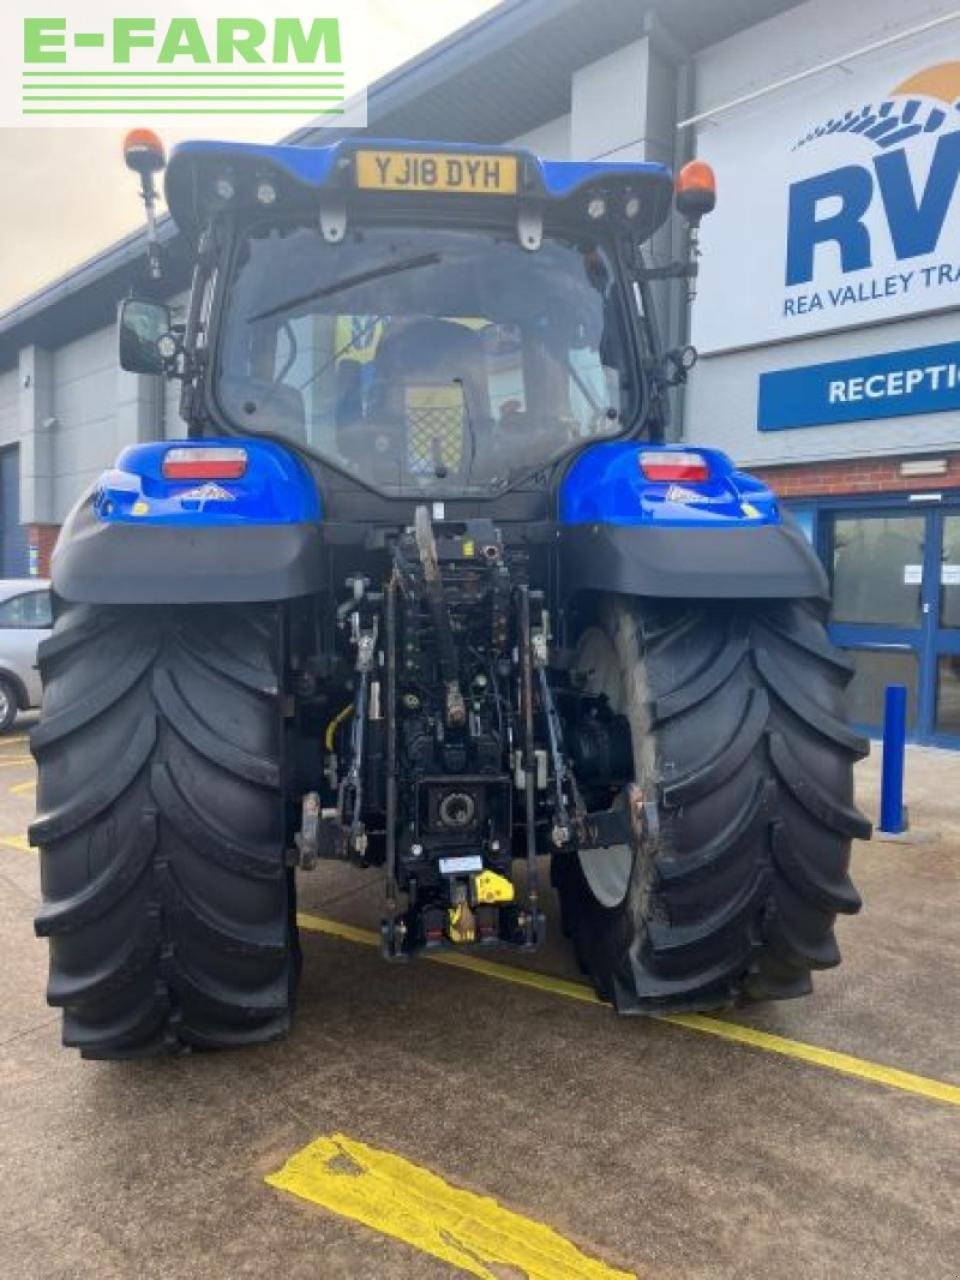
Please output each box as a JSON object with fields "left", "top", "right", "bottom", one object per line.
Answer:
{"left": 123, "top": 127, "right": 167, "bottom": 176}
{"left": 675, "top": 160, "right": 717, "bottom": 224}
{"left": 123, "top": 128, "right": 167, "bottom": 279}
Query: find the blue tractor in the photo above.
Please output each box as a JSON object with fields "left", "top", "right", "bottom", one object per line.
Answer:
{"left": 31, "top": 131, "right": 870, "bottom": 1057}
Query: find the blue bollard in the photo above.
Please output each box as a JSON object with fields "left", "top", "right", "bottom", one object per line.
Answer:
{"left": 879, "top": 684, "right": 908, "bottom": 835}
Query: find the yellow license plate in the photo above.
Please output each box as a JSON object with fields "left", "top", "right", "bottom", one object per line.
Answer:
{"left": 355, "top": 149, "right": 518, "bottom": 196}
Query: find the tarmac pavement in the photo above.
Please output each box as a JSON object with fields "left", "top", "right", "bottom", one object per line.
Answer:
{"left": 1, "top": 715, "right": 958, "bottom": 1280}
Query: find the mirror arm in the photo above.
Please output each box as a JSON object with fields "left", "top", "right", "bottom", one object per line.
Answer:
{"left": 637, "top": 260, "right": 699, "bottom": 281}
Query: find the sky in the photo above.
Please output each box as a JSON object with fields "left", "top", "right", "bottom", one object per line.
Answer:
{"left": 0, "top": 1, "right": 500, "bottom": 312}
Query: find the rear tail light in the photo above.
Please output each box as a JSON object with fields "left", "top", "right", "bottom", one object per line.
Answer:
{"left": 162, "top": 447, "right": 248, "bottom": 481}
{"left": 639, "top": 450, "right": 710, "bottom": 483}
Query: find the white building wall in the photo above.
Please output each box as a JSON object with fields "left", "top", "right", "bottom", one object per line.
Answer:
{"left": 510, "top": 114, "right": 571, "bottom": 158}
{"left": 685, "top": 0, "right": 960, "bottom": 465}
{"left": 508, "top": 36, "right": 687, "bottom": 430}
{"left": 51, "top": 324, "right": 122, "bottom": 518}
{"left": 685, "top": 312, "right": 960, "bottom": 468}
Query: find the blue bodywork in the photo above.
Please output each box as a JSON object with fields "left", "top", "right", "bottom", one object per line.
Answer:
{"left": 96, "top": 439, "right": 778, "bottom": 533}
{"left": 94, "top": 439, "right": 320, "bottom": 526}
{"left": 559, "top": 443, "right": 780, "bottom": 528}
{"left": 169, "top": 137, "right": 671, "bottom": 199}
{"left": 164, "top": 137, "right": 676, "bottom": 242}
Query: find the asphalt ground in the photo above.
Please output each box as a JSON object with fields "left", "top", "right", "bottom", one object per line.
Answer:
{"left": 1, "top": 715, "right": 958, "bottom": 1279}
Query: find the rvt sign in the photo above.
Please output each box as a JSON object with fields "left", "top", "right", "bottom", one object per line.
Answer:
{"left": 691, "top": 56, "right": 960, "bottom": 352}
{"left": 787, "top": 130, "right": 960, "bottom": 286}
{"left": 781, "top": 62, "right": 960, "bottom": 323}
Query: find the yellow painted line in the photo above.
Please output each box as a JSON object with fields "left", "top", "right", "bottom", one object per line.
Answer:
{"left": 297, "top": 911, "right": 960, "bottom": 1110}
{"left": 9, "top": 780, "right": 36, "bottom": 796}
{"left": 663, "top": 1013, "right": 960, "bottom": 1108}
{"left": 0, "top": 833, "right": 33, "bottom": 853}
{"left": 0, "top": 757, "right": 32, "bottom": 768}
{"left": 267, "top": 1131, "right": 635, "bottom": 1279}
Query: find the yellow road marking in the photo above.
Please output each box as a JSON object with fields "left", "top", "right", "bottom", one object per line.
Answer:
{"left": 663, "top": 1013, "right": 960, "bottom": 1107}
{"left": 9, "top": 780, "right": 36, "bottom": 796}
{"left": 297, "top": 911, "right": 960, "bottom": 1110}
{"left": 0, "top": 757, "right": 32, "bottom": 768}
{"left": 267, "top": 1132, "right": 634, "bottom": 1280}
{"left": 0, "top": 834, "right": 33, "bottom": 853}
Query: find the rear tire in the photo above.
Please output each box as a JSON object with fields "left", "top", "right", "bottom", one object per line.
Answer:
{"left": 553, "top": 596, "right": 870, "bottom": 1014}
{"left": 30, "top": 601, "right": 297, "bottom": 1058}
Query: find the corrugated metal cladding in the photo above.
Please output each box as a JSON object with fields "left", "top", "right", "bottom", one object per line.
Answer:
{"left": 0, "top": 447, "right": 28, "bottom": 577}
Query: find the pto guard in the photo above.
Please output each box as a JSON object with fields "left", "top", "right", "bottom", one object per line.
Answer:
{"left": 52, "top": 439, "right": 324, "bottom": 605}
{"left": 558, "top": 443, "right": 828, "bottom": 601}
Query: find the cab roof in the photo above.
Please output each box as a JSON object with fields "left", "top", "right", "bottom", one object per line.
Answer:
{"left": 165, "top": 137, "right": 675, "bottom": 243}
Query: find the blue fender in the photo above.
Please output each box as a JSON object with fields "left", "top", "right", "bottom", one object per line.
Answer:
{"left": 557, "top": 443, "right": 828, "bottom": 601}
{"left": 52, "top": 439, "right": 324, "bottom": 605}
{"left": 94, "top": 438, "right": 320, "bottom": 525}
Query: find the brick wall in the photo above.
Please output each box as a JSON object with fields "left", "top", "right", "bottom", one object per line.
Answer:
{"left": 751, "top": 455, "right": 960, "bottom": 498}
{"left": 27, "top": 524, "right": 60, "bottom": 579}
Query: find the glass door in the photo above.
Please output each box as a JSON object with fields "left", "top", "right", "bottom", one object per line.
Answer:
{"left": 827, "top": 505, "right": 960, "bottom": 745}
{"left": 933, "top": 513, "right": 960, "bottom": 744}
{"left": 828, "top": 513, "right": 925, "bottom": 733}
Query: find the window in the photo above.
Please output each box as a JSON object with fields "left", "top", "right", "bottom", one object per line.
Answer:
{"left": 217, "top": 223, "right": 634, "bottom": 498}
{"left": 831, "top": 516, "right": 925, "bottom": 628}
{"left": 941, "top": 515, "right": 960, "bottom": 629}
{"left": 0, "top": 591, "right": 53, "bottom": 629}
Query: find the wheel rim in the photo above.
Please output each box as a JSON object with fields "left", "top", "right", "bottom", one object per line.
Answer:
{"left": 572, "top": 626, "right": 634, "bottom": 909}
{"left": 0, "top": 683, "right": 12, "bottom": 728}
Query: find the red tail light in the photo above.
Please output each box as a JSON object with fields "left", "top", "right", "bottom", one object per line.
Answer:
{"left": 162, "top": 447, "right": 248, "bottom": 481}
{"left": 639, "top": 450, "right": 710, "bottom": 483}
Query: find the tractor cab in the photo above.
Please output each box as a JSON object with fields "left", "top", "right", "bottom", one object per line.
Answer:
{"left": 120, "top": 135, "right": 706, "bottom": 515}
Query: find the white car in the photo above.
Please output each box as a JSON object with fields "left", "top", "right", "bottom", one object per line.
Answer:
{"left": 0, "top": 579, "right": 52, "bottom": 732}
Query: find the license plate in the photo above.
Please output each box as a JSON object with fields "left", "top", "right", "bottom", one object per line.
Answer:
{"left": 438, "top": 855, "right": 483, "bottom": 875}
{"left": 355, "top": 149, "right": 518, "bottom": 196}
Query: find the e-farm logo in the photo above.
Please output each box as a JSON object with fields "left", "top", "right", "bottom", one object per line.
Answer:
{"left": 783, "top": 61, "right": 960, "bottom": 319}
{"left": 0, "top": 2, "right": 367, "bottom": 127}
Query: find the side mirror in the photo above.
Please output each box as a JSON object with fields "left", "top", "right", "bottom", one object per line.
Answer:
{"left": 118, "top": 298, "right": 174, "bottom": 374}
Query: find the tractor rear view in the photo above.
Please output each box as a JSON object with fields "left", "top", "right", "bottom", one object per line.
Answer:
{"left": 30, "top": 131, "right": 870, "bottom": 1057}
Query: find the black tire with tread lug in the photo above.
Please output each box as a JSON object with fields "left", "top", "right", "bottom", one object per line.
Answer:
{"left": 552, "top": 596, "right": 871, "bottom": 1014}
{"left": 30, "top": 601, "right": 297, "bottom": 1058}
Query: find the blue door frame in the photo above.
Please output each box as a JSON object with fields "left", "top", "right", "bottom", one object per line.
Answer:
{"left": 790, "top": 492, "right": 960, "bottom": 749}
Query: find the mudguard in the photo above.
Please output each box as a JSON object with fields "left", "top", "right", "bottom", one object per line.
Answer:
{"left": 558, "top": 443, "right": 828, "bottom": 602}
{"left": 52, "top": 439, "right": 323, "bottom": 605}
